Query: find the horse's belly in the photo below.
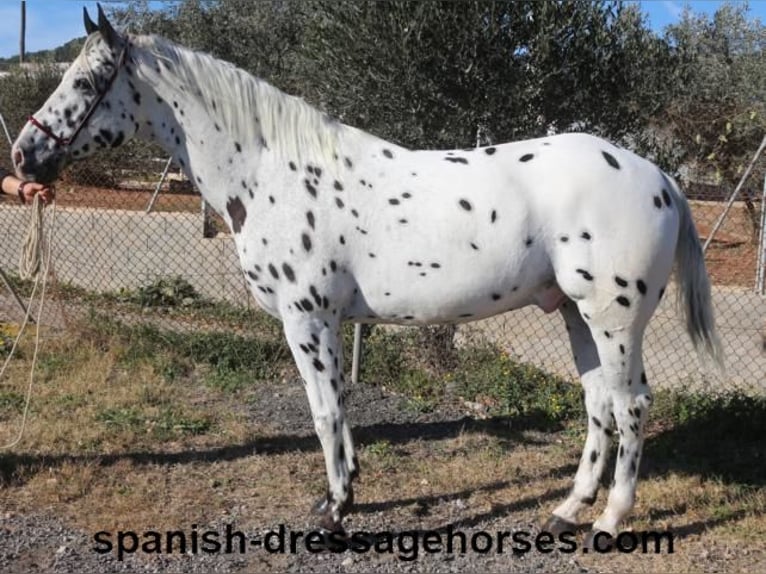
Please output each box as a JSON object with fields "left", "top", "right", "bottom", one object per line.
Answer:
{"left": 348, "top": 256, "right": 554, "bottom": 324}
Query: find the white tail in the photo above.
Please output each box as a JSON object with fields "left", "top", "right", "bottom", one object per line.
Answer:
{"left": 666, "top": 174, "right": 725, "bottom": 368}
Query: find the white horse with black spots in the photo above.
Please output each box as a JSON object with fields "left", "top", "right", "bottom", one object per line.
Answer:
{"left": 12, "top": 6, "right": 722, "bottom": 546}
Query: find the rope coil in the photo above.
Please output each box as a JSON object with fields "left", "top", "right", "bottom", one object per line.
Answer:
{"left": 0, "top": 196, "right": 56, "bottom": 450}
{"left": 19, "top": 193, "right": 46, "bottom": 280}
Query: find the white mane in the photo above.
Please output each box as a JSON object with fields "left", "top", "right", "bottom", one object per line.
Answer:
{"left": 131, "top": 34, "right": 349, "bottom": 165}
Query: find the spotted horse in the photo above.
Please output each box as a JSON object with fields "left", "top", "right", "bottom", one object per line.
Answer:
{"left": 12, "top": 6, "right": 723, "bottom": 547}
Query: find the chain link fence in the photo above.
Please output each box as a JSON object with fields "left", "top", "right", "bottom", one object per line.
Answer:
{"left": 0, "top": 97, "right": 764, "bottom": 396}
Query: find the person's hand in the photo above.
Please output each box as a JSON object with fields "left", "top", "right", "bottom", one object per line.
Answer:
{"left": 19, "top": 181, "right": 55, "bottom": 205}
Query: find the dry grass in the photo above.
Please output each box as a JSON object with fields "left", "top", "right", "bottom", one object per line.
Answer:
{"left": 0, "top": 317, "right": 764, "bottom": 572}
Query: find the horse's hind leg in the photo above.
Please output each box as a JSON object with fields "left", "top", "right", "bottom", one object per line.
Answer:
{"left": 282, "top": 314, "right": 356, "bottom": 533}
{"left": 546, "top": 294, "right": 655, "bottom": 543}
{"left": 544, "top": 300, "right": 613, "bottom": 534}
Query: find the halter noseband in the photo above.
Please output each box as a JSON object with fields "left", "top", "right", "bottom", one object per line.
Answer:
{"left": 28, "top": 43, "right": 128, "bottom": 150}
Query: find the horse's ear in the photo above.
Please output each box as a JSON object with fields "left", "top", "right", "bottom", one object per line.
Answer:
{"left": 96, "top": 3, "right": 121, "bottom": 48}
{"left": 83, "top": 7, "right": 98, "bottom": 35}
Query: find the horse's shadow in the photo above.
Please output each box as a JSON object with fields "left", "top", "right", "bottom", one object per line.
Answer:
{"left": 0, "top": 412, "right": 559, "bottom": 487}
{"left": 642, "top": 396, "right": 766, "bottom": 488}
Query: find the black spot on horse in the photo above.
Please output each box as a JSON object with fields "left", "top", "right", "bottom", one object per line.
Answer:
{"left": 576, "top": 269, "right": 594, "bottom": 281}
{"left": 268, "top": 264, "right": 279, "bottom": 280}
{"left": 226, "top": 196, "right": 247, "bottom": 233}
{"left": 615, "top": 276, "right": 628, "bottom": 288}
{"left": 602, "top": 151, "right": 620, "bottom": 169}
{"left": 653, "top": 196, "right": 662, "bottom": 209}
{"left": 302, "top": 233, "right": 312, "bottom": 252}
{"left": 491, "top": 210, "right": 497, "bottom": 223}
{"left": 335, "top": 197, "right": 345, "bottom": 209}
{"left": 289, "top": 161, "right": 297, "bottom": 171}
{"left": 282, "top": 263, "right": 296, "bottom": 283}
{"left": 519, "top": 153, "right": 534, "bottom": 162}
{"left": 306, "top": 211, "right": 315, "bottom": 229}
{"left": 389, "top": 198, "right": 400, "bottom": 205}
{"left": 581, "top": 231, "right": 592, "bottom": 241}
{"left": 445, "top": 157, "right": 468, "bottom": 164}
{"left": 310, "top": 285, "right": 322, "bottom": 307}
{"left": 304, "top": 179, "right": 318, "bottom": 198}
{"left": 235, "top": 142, "right": 242, "bottom": 152}
{"left": 111, "top": 131, "right": 125, "bottom": 148}
{"left": 590, "top": 450, "right": 598, "bottom": 464}
{"left": 616, "top": 295, "right": 631, "bottom": 308}
{"left": 491, "top": 293, "right": 501, "bottom": 301}
{"left": 459, "top": 199, "right": 472, "bottom": 211}
{"left": 662, "top": 189, "right": 672, "bottom": 207}
{"left": 334, "top": 180, "right": 343, "bottom": 191}
{"left": 98, "top": 129, "right": 113, "bottom": 144}
{"left": 382, "top": 149, "right": 394, "bottom": 159}
{"left": 485, "top": 147, "right": 496, "bottom": 155}
{"left": 637, "top": 280, "right": 647, "bottom": 295}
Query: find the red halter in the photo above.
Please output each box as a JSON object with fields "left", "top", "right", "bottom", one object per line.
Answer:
{"left": 27, "top": 44, "right": 128, "bottom": 150}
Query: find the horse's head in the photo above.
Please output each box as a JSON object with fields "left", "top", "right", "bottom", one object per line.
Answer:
{"left": 12, "top": 5, "right": 137, "bottom": 184}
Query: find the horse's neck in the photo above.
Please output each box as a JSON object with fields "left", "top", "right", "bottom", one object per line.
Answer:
{"left": 134, "top": 55, "right": 262, "bottom": 215}
{"left": 132, "top": 41, "right": 401, "bottom": 217}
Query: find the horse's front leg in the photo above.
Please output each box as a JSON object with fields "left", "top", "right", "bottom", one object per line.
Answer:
{"left": 283, "top": 314, "right": 355, "bottom": 533}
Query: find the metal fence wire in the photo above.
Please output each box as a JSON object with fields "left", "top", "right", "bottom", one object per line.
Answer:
{"left": 0, "top": 120, "right": 764, "bottom": 396}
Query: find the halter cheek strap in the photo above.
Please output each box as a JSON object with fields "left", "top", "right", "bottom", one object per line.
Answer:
{"left": 28, "top": 43, "right": 128, "bottom": 151}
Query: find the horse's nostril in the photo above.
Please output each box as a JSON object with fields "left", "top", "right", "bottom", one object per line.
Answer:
{"left": 12, "top": 149, "right": 23, "bottom": 168}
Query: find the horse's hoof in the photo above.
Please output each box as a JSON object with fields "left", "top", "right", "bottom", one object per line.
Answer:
{"left": 313, "top": 484, "right": 354, "bottom": 515}
{"left": 583, "top": 530, "right": 614, "bottom": 552}
{"left": 317, "top": 511, "right": 347, "bottom": 550}
{"left": 542, "top": 515, "right": 578, "bottom": 536}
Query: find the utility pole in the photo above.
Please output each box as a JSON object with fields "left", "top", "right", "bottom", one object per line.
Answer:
{"left": 19, "top": 1, "right": 26, "bottom": 64}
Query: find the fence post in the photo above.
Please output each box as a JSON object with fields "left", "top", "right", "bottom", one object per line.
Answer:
{"left": 703, "top": 135, "right": 766, "bottom": 253}
{"left": 351, "top": 323, "right": 363, "bottom": 384}
{"left": 145, "top": 157, "right": 174, "bottom": 214}
{"left": 756, "top": 172, "right": 766, "bottom": 295}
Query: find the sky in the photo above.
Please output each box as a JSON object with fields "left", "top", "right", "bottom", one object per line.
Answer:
{"left": 0, "top": 0, "right": 763, "bottom": 59}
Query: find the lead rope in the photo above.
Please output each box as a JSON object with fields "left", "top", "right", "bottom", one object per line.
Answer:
{"left": 0, "top": 194, "right": 56, "bottom": 449}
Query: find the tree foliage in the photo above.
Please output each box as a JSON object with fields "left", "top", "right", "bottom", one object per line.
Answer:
{"left": 59, "top": 0, "right": 766, "bottom": 190}
{"left": 111, "top": 0, "right": 671, "bottom": 149}
{"left": 659, "top": 3, "right": 765, "bottom": 188}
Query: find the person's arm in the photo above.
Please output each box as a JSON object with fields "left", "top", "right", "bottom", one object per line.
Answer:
{"left": 0, "top": 167, "right": 55, "bottom": 204}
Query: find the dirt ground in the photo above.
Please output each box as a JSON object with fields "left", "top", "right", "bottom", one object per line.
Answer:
{"left": 1, "top": 373, "right": 764, "bottom": 574}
